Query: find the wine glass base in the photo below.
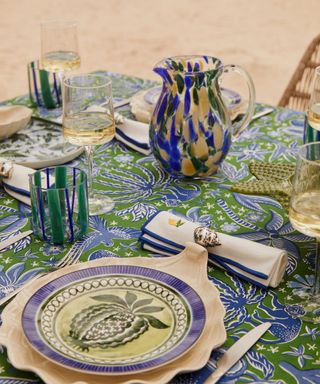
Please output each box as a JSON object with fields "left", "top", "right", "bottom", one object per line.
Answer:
{"left": 88, "top": 194, "right": 115, "bottom": 216}
{"left": 285, "top": 288, "right": 320, "bottom": 324}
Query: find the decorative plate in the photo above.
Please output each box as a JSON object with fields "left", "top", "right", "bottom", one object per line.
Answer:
{"left": 0, "top": 117, "right": 83, "bottom": 168}
{"left": 0, "top": 243, "right": 225, "bottom": 384}
{"left": 22, "top": 265, "right": 206, "bottom": 375}
{"left": 0, "top": 105, "right": 32, "bottom": 140}
{"left": 130, "top": 86, "right": 243, "bottom": 124}
{"left": 143, "top": 86, "right": 241, "bottom": 109}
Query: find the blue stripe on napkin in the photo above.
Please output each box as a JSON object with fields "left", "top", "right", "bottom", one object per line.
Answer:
{"left": 141, "top": 227, "right": 269, "bottom": 280}
{"left": 2, "top": 182, "right": 30, "bottom": 197}
{"left": 140, "top": 211, "right": 269, "bottom": 281}
{"left": 140, "top": 235, "right": 268, "bottom": 288}
{"left": 115, "top": 127, "right": 150, "bottom": 150}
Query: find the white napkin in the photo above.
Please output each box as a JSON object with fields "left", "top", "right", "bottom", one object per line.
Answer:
{"left": 139, "top": 211, "right": 288, "bottom": 288}
{"left": 115, "top": 118, "right": 151, "bottom": 155}
{"left": 1, "top": 164, "right": 33, "bottom": 205}
{"left": 1, "top": 164, "right": 55, "bottom": 206}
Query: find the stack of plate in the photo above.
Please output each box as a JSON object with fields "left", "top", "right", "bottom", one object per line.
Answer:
{"left": 0, "top": 242, "right": 226, "bottom": 384}
{"left": 130, "top": 86, "right": 243, "bottom": 124}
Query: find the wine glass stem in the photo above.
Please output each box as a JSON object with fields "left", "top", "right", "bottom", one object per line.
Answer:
{"left": 84, "top": 145, "right": 94, "bottom": 199}
{"left": 314, "top": 239, "right": 320, "bottom": 296}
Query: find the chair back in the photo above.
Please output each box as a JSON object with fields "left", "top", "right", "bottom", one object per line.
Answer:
{"left": 278, "top": 35, "right": 320, "bottom": 111}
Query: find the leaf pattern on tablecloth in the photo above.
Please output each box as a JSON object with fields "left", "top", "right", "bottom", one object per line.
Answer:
{"left": 0, "top": 72, "right": 318, "bottom": 384}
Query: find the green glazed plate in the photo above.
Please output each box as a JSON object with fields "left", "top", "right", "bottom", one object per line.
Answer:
{"left": 22, "top": 265, "right": 206, "bottom": 375}
{"left": 0, "top": 118, "right": 83, "bottom": 168}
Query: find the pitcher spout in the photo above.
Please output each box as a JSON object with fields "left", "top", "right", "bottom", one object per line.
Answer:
{"left": 153, "top": 65, "right": 174, "bottom": 85}
{"left": 153, "top": 55, "right": 224, "bottom": 88}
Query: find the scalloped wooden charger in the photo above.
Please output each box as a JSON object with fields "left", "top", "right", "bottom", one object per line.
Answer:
{"left": 0, "top": 242, "right": 226, "bottom": 384}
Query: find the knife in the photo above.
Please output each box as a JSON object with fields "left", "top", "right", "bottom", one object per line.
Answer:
{"left": 251, "top": 107, "right": 274, "bottom": 121}
{"left": 0, "top": 230, "right": 33, "bottom": 252}
{"left": 113, "top": 98, "right": 132, "bottom": 109}
{"left": 232, "top": 107, "right": 274, "bottom": 124}
{"left": 204, "top": 322, "right": 272, "bottom": 384}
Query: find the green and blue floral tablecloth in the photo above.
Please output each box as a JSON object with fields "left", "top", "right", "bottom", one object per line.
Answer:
{"left": 0, "top": 72, "right": 319, "bottom": 384}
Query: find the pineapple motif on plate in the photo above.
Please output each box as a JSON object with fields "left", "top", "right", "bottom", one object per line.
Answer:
{"left": 68, "top": 291, "right": 169, "bottom": 351}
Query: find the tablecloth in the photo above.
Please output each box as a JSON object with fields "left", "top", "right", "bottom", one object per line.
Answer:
{"left": 0, "top": 72, "right": 319, "bottom": 384}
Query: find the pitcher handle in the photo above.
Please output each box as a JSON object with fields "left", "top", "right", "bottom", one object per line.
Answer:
{"left": 222, "top": 64, "right": 256, "bottom": 138}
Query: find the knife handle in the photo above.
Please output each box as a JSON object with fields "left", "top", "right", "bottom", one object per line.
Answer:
{"left": 204, "top": 322, "right": 271, "bottom": 384}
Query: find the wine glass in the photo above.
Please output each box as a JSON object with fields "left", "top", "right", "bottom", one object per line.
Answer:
{"left": 41, "top": 20, "right": 80, "bottom": 74}
{"left": 304, "top": 66, "right": 320, "bottom": 144}
{"left": 62, "top": 74, "right": 115, "bottom": 215}
{"left": 288, "top": 141, "right": 320, "bottom": 323}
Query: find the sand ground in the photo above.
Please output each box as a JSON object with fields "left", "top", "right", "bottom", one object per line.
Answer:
{"left": 0, "top": 0, "right": 320, "bottom": 105}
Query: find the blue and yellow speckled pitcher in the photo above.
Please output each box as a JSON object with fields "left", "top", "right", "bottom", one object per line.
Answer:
{"left": 150, "top": 55, "right": 255, "bottom": 177}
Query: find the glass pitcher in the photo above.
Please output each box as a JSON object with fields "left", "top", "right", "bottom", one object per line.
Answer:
{"left": 150, "top": 55, "right": 255, "bottom": 178}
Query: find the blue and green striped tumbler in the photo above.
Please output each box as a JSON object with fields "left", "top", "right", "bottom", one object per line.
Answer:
{"left": 28, "top": 60, "right": 61, "bottom": 109}
{"left": 29, "top": 166, "right": 88, "bottom": 244}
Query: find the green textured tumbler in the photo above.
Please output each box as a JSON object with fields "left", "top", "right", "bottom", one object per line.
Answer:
{"left": 29, "top": 166, "right": 88, "bottom": 244}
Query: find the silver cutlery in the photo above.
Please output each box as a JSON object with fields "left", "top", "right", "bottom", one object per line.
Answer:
{"left": 0, "top": 230, "right": 33, "bottom": 252}
{"left": 0, "top": 239, "right": 86, "bottom": 307}
{"left": 251, "top": 107, "right": 274, "bottom": 121}
{"left": 232, "top": 107, "right": 274, "bottom": 139}
{"left": 113, "top": 97, "right": 132, "bottom": 109}
{"left": 232, "top": 107, "right": 274, "bottom": 124}
{"left": 204, "top": 322, "right": 272, "bottom": 384}
{"left": 0, "top": 271, "right": 47, "bottom": 308}
{"left": 31, "top": 115, "right": 61, "bottom": 126}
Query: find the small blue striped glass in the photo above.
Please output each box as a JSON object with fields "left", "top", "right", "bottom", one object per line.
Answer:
{"left": 29, "top": 166, "right": 88, "bottom": 244}
{"left": 28, "top": 60, "right": 61, "bottom": 109}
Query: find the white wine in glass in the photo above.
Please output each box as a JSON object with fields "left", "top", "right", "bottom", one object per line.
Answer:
{"left": 288, "top": 141, "right": 320, "bottom": 323}
{"left": 290, "top": 191, "right": 320, "bottom": 238}
{"left": 62, "top": 74, "right": 115, "bottom": 215}
{"left": 63, "top": 112, "right": 115, "bottom": 146}
{"left": 41, "top": 20, "right": 80, "bottom": 74}
{"left": 42, "top": 51, "right": 80, "bottom": 73}
{"left": 304, "top": 66, "right": 320, "bottom": 143}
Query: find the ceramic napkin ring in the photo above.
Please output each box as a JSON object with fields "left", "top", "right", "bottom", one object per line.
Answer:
{"left": 0, "top": 162, "right": 13, "bottom": 178}
{"left": 194, "top": 227, "right": 221, "bottom": 247}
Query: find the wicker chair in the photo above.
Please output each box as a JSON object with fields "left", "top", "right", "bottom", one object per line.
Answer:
{"left": 278, "top": 34, "right": 320, "bottom": 111}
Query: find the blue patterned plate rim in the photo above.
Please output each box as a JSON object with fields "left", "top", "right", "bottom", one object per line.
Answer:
{"left": 143, "top": 86, "right": 242, "bottom": 108}
{"left": 22, "top": 265, "right": 206, "bottom": 375}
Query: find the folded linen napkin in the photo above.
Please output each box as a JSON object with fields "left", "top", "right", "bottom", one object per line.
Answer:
{"left": 1, "top": 164, "right": 33, "bottom": 205}
{"left": 3, "top": 186, "right": 30, "bottom": 206}
{"left": 1, "top": 164, "right": 55, "bottom": 206}
{"left": 139, "top": 211, "right": 288, "bottom": 288}
{"left": 115, "top": 118, "right": 151, "bottom": 155}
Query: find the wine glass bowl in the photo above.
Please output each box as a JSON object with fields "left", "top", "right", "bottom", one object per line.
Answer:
{"left": 288, "top": 141, "right": 320, "bottom": 323}
{"left": 304, "top": 66, "right": 320, "bottom": 143}
{"left": 41, "top": 20, "right": 80, "bottom": 74}
{"left": 62, "top": 74, "right": 115, "bottom": 215}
